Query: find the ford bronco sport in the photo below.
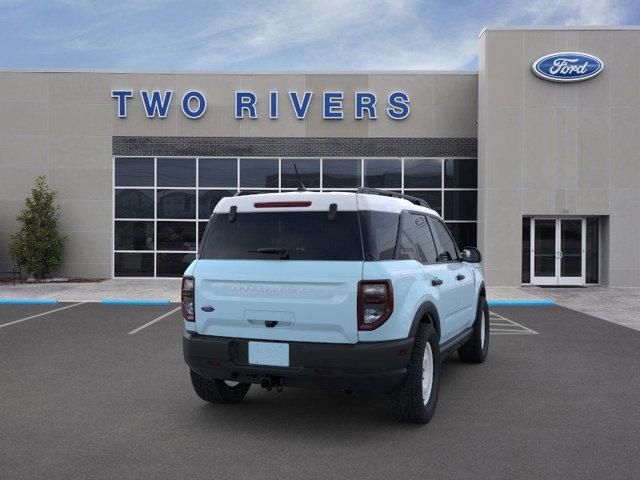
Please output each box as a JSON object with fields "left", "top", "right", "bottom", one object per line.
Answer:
{"left": 182, "top": 188, "right": 489, "bottom": 424}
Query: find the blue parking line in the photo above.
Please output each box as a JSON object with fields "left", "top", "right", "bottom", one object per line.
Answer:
{"left": 488, "top": 299, "right": 555, "bottom": 307}
{"left": 0, "top": 299, "right": 59, "bottom": 305}
{"left": 100, "top": 299, "right": 172, "bottom": 305}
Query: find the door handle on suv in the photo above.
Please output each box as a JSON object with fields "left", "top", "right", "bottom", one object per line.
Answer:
{"left": 431, "top": 278, "right": 443, "bottom": 286}
{"left": 456, "top": 274, "right": 465, "bottom": 281}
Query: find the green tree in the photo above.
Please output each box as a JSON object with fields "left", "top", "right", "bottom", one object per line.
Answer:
{"left": 9, "top": 175, "right": 67, "bottom": 279}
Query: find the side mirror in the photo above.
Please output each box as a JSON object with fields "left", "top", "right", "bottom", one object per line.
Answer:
{"left": 461, "top": 246, "right": 482, "bottom": 263}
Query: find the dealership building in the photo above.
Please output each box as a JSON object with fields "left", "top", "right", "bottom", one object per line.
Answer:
{"left": 1, "top": 26, "right": 639, "bottom": 286}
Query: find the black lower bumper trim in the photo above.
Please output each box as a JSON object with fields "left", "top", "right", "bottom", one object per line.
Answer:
{"left": 183, "top": 333, "right": 414, "bottom": 394}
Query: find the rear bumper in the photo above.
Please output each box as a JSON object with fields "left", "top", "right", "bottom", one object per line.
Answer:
{"left": 183, "top": 332, "right": 414, "bottom": 394}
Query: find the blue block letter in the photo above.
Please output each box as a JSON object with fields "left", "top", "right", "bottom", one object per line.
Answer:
{"left": 355, "top": 92, "right": 377, "bottom": 120}
{"left": 387, "top": 91, "right": 410, "bottom": 120}
{"left": 235, "top": 92, "right": 257, "bottom": 119}
{"left": 111, "top": 90, "right": 133, "bottom": 118}
{"left": 140, "top": 90, "right": 173, "bottom": 118}
{"left": 181, "top": 90, "right": 207, "bottom": 119}
{"left": 323, "top": 92, "right": 343, "bottom": 119}
{"left": 289, "top": 91, "right": 313, "bottom": 119}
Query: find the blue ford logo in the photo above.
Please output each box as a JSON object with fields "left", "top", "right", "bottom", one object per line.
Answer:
{"left": 532, "top": 52, "right": 603, "bottom": 82}
{"left": 201, "top": 305, "right": 215, "bottom": 312}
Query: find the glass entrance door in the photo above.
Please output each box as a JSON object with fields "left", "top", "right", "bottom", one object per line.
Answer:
{"left": 531, "top": 218, "right": 586, "bottom": 285}
{"left": 532, "top": 219, "right": 556, "bottom": 281}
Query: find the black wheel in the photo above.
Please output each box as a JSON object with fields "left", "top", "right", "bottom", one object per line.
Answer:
{"left": 190, "top": 370, "right": 251, "bottom": 404}
{"left": 458, "top": 296, "right": 490, "bottom": 363}
{"left": 390, "top": 323, "right": 440, "bottom": 424}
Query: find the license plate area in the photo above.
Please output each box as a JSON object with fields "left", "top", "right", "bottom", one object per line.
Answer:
{"left": 248, "top": 341, "right": 290, "bottom": 367}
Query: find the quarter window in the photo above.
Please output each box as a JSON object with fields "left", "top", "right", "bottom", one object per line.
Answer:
{"left": 395, "top": 213, "right": 417, "bottom": 261}
{"left": 360, "top": 211, "right": 400, "bottom": 261}
{"left": 412, "top": 214, "right": 438, "bottom": 264}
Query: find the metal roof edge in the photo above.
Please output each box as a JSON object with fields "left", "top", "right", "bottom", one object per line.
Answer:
{"left": 479, "top": 25, "right": 640, "bottom": 38}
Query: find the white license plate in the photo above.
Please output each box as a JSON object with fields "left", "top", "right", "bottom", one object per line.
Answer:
{"left": 248, "top": 341, "right": 289, "bottom": 367}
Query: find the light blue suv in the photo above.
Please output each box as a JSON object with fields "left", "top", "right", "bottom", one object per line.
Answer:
{"left": 182, "top": 188, "right": 489, "bottom": 424}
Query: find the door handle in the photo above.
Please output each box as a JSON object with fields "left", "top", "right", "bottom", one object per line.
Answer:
{"left": 431, "top": 278, "right": 443, "bottom": 286}
{"left": 456, "top": 274, "right": 465, "bottom": 281}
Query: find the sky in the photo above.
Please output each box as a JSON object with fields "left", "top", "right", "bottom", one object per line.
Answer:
{"left": 0, "top": 0, "right": 638, "bottom": 71}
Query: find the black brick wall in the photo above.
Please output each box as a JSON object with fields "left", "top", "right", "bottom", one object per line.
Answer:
{"left": 113, "top": 136, "right": 477, "bottom": 157}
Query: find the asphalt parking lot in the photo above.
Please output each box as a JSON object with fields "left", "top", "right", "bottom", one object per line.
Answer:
{"left": 1, "top": 303, "right": 639, "bottom": 480}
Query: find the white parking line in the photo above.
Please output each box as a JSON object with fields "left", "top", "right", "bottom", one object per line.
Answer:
{"left": 489, "top": 311, "right": 539, "bottom": 335}
{"left": 128, "top": 306, "right": 181, "bottom": 335}
{"left": 0, "top": 302, "right": 84, "bottom": 329}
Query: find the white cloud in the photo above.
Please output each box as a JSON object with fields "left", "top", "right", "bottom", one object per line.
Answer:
{"left": 510, "top": 0, "right": 623, "bottom": 26}
{"left": 188, "top": 0, "right": 629, "bottom": 70}
{"left": 9, "top": 0, "right": 632, "bottom": 70}
{"left": 191, "top": 0, "right": 419, "bottom": 68}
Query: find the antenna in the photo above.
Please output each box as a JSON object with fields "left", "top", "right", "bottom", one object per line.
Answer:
{"left": 293, "top": 163, "right": 307, "bottom": 191}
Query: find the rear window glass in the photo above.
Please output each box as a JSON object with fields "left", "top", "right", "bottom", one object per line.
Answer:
{"left": 200, "top": 211, "right": 363, "bottom": 261}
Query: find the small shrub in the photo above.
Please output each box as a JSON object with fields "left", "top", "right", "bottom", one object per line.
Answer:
{"left": 8, "top": 176, "right": 67, "bottom": 279}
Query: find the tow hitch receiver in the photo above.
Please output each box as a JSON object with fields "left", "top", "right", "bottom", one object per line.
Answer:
{"left": 260, "top": 376, "right": 283, "bottom": 392}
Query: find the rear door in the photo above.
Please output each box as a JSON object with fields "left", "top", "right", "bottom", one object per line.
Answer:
{"left": 194, "top": 195, "right": 363, "bottom": 344}
{"left": 409, "top": 212, "right": 460, "bottom": 342}
{"left": 428, "top": 217, "right": 476, "bottom": 333}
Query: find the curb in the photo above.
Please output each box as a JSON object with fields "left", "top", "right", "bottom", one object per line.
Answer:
{"left": 0, "top": 298, "right": 60, "bottom": 305}
{"left": 100, "top": 299, "right": 172, "bottom": 305}
{"left": 0, "top": 299, "right": 59, "bottom": 304}
{"left": 488, "top": 299, "right": 555, "bottom": 307}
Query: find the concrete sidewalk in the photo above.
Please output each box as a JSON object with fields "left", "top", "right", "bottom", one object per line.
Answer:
{"left": 487, "top": 285, "right": 640, "bottom": 332}
{"left": 0, "top": 279, "right": 182, "bottom": 302}
{"left": 1, "top": 279, "right": 639, "bottom": 331}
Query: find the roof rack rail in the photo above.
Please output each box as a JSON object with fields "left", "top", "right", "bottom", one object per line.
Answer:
{"left": 356, "top": 187, "right": 431, "bottom": 209}
{"left": 233, "top": 190, "right": 265, "bottom": 197}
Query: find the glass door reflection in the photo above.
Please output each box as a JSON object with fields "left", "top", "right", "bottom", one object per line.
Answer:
{"left": 533, "top": 219, "right": 556, "bottom": 280}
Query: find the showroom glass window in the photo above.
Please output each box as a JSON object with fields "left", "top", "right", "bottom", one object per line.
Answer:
{"left": 113, "top": 157, "right": 477, "bottom": 277}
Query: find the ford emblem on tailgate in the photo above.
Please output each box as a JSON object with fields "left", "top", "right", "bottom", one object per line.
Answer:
{"left": 532, "top": 52, "right": 603, "bottom": 82}
{"left": 201, "top": 305, "right": 215, "bottom": 312}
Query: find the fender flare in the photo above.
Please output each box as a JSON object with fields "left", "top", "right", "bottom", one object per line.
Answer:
{"left": 408, "top": 301, "right": 442, "bottom": 340}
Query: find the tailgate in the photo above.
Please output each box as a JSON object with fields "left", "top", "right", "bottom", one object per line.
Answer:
{"left": 194, "top": 260, "right": 362, "bottom": 344}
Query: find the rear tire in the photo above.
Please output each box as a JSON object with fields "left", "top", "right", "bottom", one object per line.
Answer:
{"left": 458, "top": 297, "right": 490, "bottom": 363}
{"left": 190, "top": 370, "right": 251, "bottom": 404}
{"left": 390, "top": 323, "right": 440, "bottom": 424}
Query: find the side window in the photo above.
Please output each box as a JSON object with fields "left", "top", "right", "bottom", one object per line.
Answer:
{"left": 412, "top": 214, "right": 438, "bottom": 264}
{"left": 430, "top": 218, "right": 460, "bottom": 262}
{"left": 395, "top": 212, "right": 416, "bottom": 260}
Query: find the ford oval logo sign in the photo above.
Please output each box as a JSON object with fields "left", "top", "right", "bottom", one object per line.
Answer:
{"left": 532, "top": 52, "right": 603, "bottom": 82}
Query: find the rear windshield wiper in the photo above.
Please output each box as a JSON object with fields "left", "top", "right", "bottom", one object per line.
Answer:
{"left": 248, "top": 247, "right": 290, "bottom": 259}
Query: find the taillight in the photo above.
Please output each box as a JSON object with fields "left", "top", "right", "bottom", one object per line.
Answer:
{"left": 357, "top": 280, "right": 393, "bottom": 330}
{"left": 182, "top": 276, "right": 195, "bottom": 321}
